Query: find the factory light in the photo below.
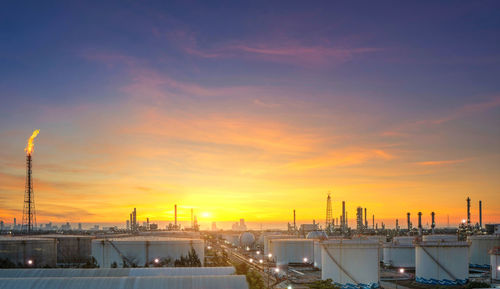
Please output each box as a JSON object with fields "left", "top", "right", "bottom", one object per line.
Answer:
{"left": 154, "top": 258, "right": 160, "bottom": 264}
{"left": 27, "top": 259, "right": 33, "bottom": 265}
{"left": 259, "top": 259, "right": 263, "bottom": 264}
{"left": 256, "top": 251, "right": 260, "bottom": 255}
{"left": 287, "top": 286, "right": 292, "bottom": 289}
{"left": 497, "top": 265, "right": 500, "bottom": 271}
{"left": 399, "top": 268, "right": 405, "bottom": 274}
{"left": 303, "top": 257, "right": 308, "bottom": 263}
{"left": 274, "top": 268, "right": 279, "bottom": 273}
{"left": 249, "top": 258, "right": 253, "bottom": 263}
{"left": 207, "top": 246, "right": 211, "bottom": 250}
{"left": 268, "top": 253, "right": 272, "bottom": 258}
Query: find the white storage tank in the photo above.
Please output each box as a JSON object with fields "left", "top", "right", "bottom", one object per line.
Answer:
{"left": 313, "top": 240, "right": 322, "bottom": 269}
{"left": 263, "top": 234, "right": 294, "bottom": 255}
{"left": 269, "top": 239, "right": 313, "bottom": 265}
{"left": 321, "top": 239, "right": 380, "bottom": 288}
{"left": 383, "top": 236, "right": 415, "bottom": 268}
{"left": 307, "top": 231, "right": 328, "bottom": 240}
{"left": 490, "top": 247, "right": 500, "bottom": 281}
{"left": 0, "top": 236, "right": 57, "bottom": 267}
{"left": 415, "top": 239, "right": 469, "bottom": 285}
{"left": 239, "top": 232, "right": 255, "bottom": 248}
{"left": 468, "top": 235, "right": 500, "bottom": 268}
{"left": 40, "top": 235, "right": 94, "bottom": 264}
{"left": 91, "top": 237, "right": 204, "bottom": 268}
{"left": 422, "top": 234, "right": 457, "bottom": 242}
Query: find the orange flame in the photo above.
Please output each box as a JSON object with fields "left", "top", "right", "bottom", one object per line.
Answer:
{"left": 25, "top": 129, "right": 40, "bottom": 155}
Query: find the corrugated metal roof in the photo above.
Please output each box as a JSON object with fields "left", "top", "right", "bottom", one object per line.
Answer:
{"left": 0, "top": 276, "right": 248, "bottom": 289}
{"left": 0, "top": 267, "right": 235, "bottom": 278}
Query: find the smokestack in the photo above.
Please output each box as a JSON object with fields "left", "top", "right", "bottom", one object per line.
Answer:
{"left": 147, "top": 217, "right": 150, "bottom": 230}
{"left": 342, "top": 201, "right": 346, "bottom": 230}
{"left": 407, "top": 212, "right": 411, "bottom": 230}
{"left": 466, "top": 197, "right": 471, "bottom": 226}
{"left": 479, "top": 200, "right": 482, "bottom": 228}
{"left": 293, "top": 209, "right": 296, "bottom": 229}
{"left": 133, "top": 208, "right": 137, "bottom": 230}
{"left": 418, "top": 212, "right": 422, "bottom": 235}
{"left": 129, "top": 213, "right": 133, "bottom": 231}
{"left": 364, "top": 208, "right": 367, "bottom": 229}
{"left": 431, "top": 212, "right": 435, "bottom": 234}
{"left": 396, "top": 219, "right": 399, "bottom": 230}
{"left": 372, "top": 214, "right": 375, "bottom": 229}
{"left": 175, "top": 204, "right": 177, "bottom": 229}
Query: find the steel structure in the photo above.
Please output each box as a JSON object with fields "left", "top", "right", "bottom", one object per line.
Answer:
{"left": 326, "top": 193, "right": 332, "bottom": 229}
{"left": 22, "top": 154, "right": 36, "bottom": 233}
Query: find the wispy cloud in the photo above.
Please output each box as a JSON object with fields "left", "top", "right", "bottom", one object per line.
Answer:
{"left": 416, "top": 159, "right": 468, "bottom": 166}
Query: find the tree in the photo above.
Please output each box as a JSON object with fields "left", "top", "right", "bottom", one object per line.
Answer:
{"left": 246, "top": 269, "right": 265, "bottom": 289}
{"left": 174, "top": 247, "right": 202, "bottom": 267}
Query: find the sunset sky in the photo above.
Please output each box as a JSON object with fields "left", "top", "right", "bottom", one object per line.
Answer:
{"left": 1, "top": 1, "right": 499, "bottom": 229}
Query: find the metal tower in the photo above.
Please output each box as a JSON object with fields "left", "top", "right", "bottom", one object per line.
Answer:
{"left": 22, "top": 154, "right": 36, "bottom": 233}
{"left": 326, "top": 193, "right": 332, "bottom": 228}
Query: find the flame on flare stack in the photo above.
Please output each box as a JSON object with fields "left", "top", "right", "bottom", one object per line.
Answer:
{"left": 25, "top": 129, "right": 40, "bottom": 155}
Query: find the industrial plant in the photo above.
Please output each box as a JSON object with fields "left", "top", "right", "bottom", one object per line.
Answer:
{"left": 0, "top": 130, "right": 498, "bottom": 289}
{"left": 0, "top": 133, "right": 499, "bottom": 289}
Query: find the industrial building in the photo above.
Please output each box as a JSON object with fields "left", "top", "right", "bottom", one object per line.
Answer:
{"left": 91, "top": 236, "right": 204, "bottom": 268}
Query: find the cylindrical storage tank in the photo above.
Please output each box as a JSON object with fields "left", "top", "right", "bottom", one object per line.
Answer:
{"left": 383, "top": 237, "right": 415, "bottom": 268}
{"left": 313, "top": 240, "right": 322, "bottom": 269}
{"left": 40, "top": 235, "right": 94, "bottom": 264}
{"left": 321, "top": 239, "right": 380, "bottom": 288}
{"left": 415, "top": 240, "right": 469, "bottom": 285}
{"left": 91, "top": 237, "right": 204, "bottom": 268}
{"left": 0, "top": 236, "right": 57, "bottom": 267}
{"left": 422, "top": 234, "right": 457, "bottom": 242}
{"left": 239, "top": 232, "right": 255, "bottom": 248}
{"left": 358, "top": 235, "right": 386, "bottom": 261}
{"left": 491, "top": 247, "right": 500, "bottom": 281}
{"left": 307, "top": 231, "right": 328, "bottom": 240}
{"left": 270, "top": 239, "right": 313, "bottom": 266}
{"left": 263, "top": 235, "right": 294, "bottom": 255}
{"left": 468, "top": 235, "right": 500, "bottom": 268}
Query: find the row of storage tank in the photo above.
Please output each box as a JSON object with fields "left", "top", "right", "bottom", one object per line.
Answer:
{"left": 0, "top": 234, "right": 204, "bottom": 268}
{"left": 223, "top": 232, "right": 500, "bottom": 288}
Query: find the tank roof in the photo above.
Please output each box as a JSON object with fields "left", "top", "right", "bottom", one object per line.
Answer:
{"left": 93, "top": 236, "right": 203, "bottom": 242}
{"left": 0, "top": 236, "right": 56, "bottom": 241}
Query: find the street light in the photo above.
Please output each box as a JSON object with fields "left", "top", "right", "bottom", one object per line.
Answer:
{"left": 396, "top": 268, "right": 405, "bottom": 289}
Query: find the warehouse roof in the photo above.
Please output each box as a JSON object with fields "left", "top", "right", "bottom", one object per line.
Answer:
{"left": 0, "top": 267, "right": 235, "bottom": 278}
{"left": 0, "top": 276, "right": 248, "bottom": 289}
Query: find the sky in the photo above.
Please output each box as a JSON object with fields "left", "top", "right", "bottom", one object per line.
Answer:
{"left": 0, "top": 1, "right": 499, "bottom": 230}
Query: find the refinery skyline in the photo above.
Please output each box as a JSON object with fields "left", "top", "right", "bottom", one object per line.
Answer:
{"left": 1, "top": 2, "right": 500, "bottom": 227}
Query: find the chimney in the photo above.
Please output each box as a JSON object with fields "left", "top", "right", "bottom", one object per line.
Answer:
{"left": 174, "top": 204, "right": 177, "bottom": 229}
{"left": 407, "top": 212, "right": 411, "bottom": 230}
{"left": 293, "top": 209, "right": 296, "bottom": 230}
{"left": 479, "top": 200, "right": 482, "bottom": 228}
{"left": 467, "top": 197, "right": 471, "bottom": 226}
{"left": 418, "top": 212, "right": 422, "bottom": 236}
{"left": 342, "top": 201, "right": 346, "bottom": 230}
{"left": 431, "top": 212, "right": 435, "bottom": 234}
